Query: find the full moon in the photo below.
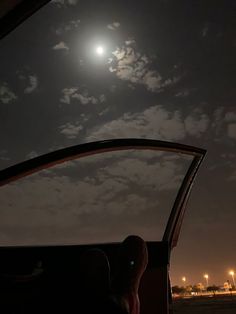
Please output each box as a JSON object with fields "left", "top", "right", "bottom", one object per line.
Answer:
{"left": 96, "top": 46, "right": 104, "bottom": 55}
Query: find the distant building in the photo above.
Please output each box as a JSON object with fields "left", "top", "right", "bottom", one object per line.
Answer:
{"left": 197, "top": 283, "right": 204, "bottom": 291}
{"left": 223, "top": 281, "right": 232, "bottom": 291}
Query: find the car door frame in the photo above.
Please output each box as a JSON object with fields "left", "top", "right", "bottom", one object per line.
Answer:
{"left": 0, "top": 138, "right": 206, "bottom": 314}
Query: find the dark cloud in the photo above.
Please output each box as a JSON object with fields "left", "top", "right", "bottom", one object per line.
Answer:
{"left": 24, "top": 75, "right": 38, "bottom": 94}
{"left": 55, "top": 19, "right": 80, "bottom": 35}
{"left": 0, "top": 83, "right": 17, "bottom": 104}
{"left": 227, "top": 123, "right": 236, "bottom": 139}
{"left": 51, "top": 0, "right": 78, "bottom": 7}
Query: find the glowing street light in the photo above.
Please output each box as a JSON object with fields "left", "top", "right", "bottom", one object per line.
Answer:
{"left": 229, "top": 270, "right": 235, "bottom": 287}
{"left": 204, "top": 274, "right": 209, "bottom": 287}
{"left": 182, "top": 276, "right": 186, "bottom": 284}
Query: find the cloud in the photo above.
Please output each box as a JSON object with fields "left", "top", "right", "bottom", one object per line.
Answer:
{"left": 55, "top": 19, "right": 80, "bottom": 35}
{"left": 224, "top": 112, "right": 236, "bottom": 122}
{"left": 110, "top": 46, "right": 178, "bottom": 92}
{"left": 143, "top": 71, "right": 162, "bottom": 92}
{"left": 175, "top": 90, "right": 190, "bottom": 97}
{"left": 51, "top": 0, "right": 78, "bottom": 7}
{"left": 223, "top": 111, "right": 236, "bottom": 140}
{"left": 0, "top": 149, "right": 10, "bottom": 161}
{"left": 202, "top": 26, "right": 208, "bottom": 37}
{"left": 227, "top": 123, "right": 236, "bottom": 140}
{"left": 211, "top": 107, "right": 225, "bottom": 137}
{"left": 87, "top": 105, "right": 210, "bottom": 142}
{"left": 101, "top": 157, "right": 186, "bottom": 192}
{"left": 99, "top": 107, "right": 110, "bottom": 116}
{"left": 60, "top": 87, "right": 77, "bottom": 104}
{"left": 125, "top": 39, "right": 136, "bottom": 46}
{"left": 60, "top": 87, "right": 106, "bottom": 105}
{"left": 228, "top": 170, "right": 236, "bottom": 181}
{"left": 87, "top": 106, "right": 186, "bottom": 141}
{"left": 53, "top": 41, "right": 69, "bottom": 51}
{"left": 0, "top": 83, "right": 17, "bottom": 104}
{"left": 184, "top": 113, "right": 209, "bottom": 137}
{"left": 0, "top": 172, "right": 128, "bottom": 244}
{"left": 107, "top": 22, "right": 120, "bottom": 30}
{"left": 59, "top": 122, "right": 83, "bottom": 139}
{"left": 24, "top": 75, "right": 38, "bottom": 94}
{"left": 72, "top": 93, "right": 98, "bottom": 105}
{"left": 209, "top": 108, "right": 236, "bottom": 142}
{"left": 26, "top": 151, "right": 39, "bottom": 159}
{"left": 99, "top": 94, "right": 106, "bottom": 103}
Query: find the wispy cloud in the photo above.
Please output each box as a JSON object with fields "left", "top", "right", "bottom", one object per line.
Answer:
{"left": 202, "top": 25, "right": 209, "bottom": 37}
{"left": 53, "top": 41, "right": 69, "bottom": 51}
{"left": 26, "top": 151, "right": 39, "bottom": 159}
{"left": 107, "top": 22, "right": 120, "bottom": 30}
{"left": 184, "top": 113, "right": 209, "bottom": 137}
{"left": 227, "top": 123, "right": 236, "bottom": 140}
{"left": 125, "top": 39, "right": 135, "bottom": 46}
{"left": 0, "top": 149, "right": 10, "bottom": 161}
{"left": 0, "top": 83, "right": 17, "bottom": 104}
{"left": 51, "top": 0, "right": 78, "bottom": 7}
{"left": 224, "top": 111, "right": 236, "bottom": 122}
{"left": 228, "top": 170, "right": 236, "bottom": 181}
{"left": 86, "top": 105, "right": 209, "bottom": 142}
{"left": 55, "top": 19, "right": 80, "bottom": 35}
{"left": 24, "top": 75, "right": 38, "bottom": 94}
{"left": 211, "top": 108, "right": 236, "bottom": 141}
{"left": 225, "top": 110, "right": 236, "bottom": 139}
{"left": 110, "top": 46, "right": 179, "bottom": 92}
{"left": 60, "top": 87, "right": 77, "bottom": 104}
{"left": 59, "top": 122, "right": 83, "bottom": 139}
{"left": 175, "top": 89, "right": 191, "bottom": 97}
{"left": 60, "top": 87, "right": 106, "bottom": 105}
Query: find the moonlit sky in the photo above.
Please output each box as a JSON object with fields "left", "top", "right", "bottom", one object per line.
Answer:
{"left": 0, "top": 0, "right": 236, "bottom": 285}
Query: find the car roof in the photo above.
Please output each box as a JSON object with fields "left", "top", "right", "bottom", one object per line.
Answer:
{"left": 0, "top": 0, "right": 49, "bottom": 40}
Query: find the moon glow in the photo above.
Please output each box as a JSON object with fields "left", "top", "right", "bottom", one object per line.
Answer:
{"left": 96, "top": 46, "right": 105, "bottom": 55}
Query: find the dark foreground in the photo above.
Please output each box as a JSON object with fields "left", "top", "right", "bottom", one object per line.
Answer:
{"left": 173, "top": 295, "right": 236, "bottom": 314}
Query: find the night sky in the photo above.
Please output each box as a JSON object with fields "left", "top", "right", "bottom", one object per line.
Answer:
{"left": 0, "top": 0, "right": 236, "bottom": 286}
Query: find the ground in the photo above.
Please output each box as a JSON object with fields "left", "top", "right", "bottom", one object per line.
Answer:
{"left": 173, "top": 295, "right": 236, "bottom": 314}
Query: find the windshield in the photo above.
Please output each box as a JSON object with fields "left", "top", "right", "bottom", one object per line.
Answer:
{"left": 0, "top": 149, "right": 192, "bottom": 245}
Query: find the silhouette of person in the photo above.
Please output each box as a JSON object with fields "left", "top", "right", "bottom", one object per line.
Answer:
{"left": 112, "top": 235, "right": 148, "bottom": 314}
{"left": 79, "top": 248, "right": 128, "bottom": 314}
{"left": 80, "top": 249, "right": 110, "bottom": 296}
{"left": 79, "top": 248, "right": 110, "bottom": 313}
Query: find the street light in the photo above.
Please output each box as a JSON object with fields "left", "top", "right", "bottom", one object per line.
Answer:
{"left": 229, "top": 270, "right": 235, "bottom": 287}
{"left": 182, "top": 276, "right": 186, "bottom": 285}
{"left": 204, "top": 274, "right": 209, "bottom": 287}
